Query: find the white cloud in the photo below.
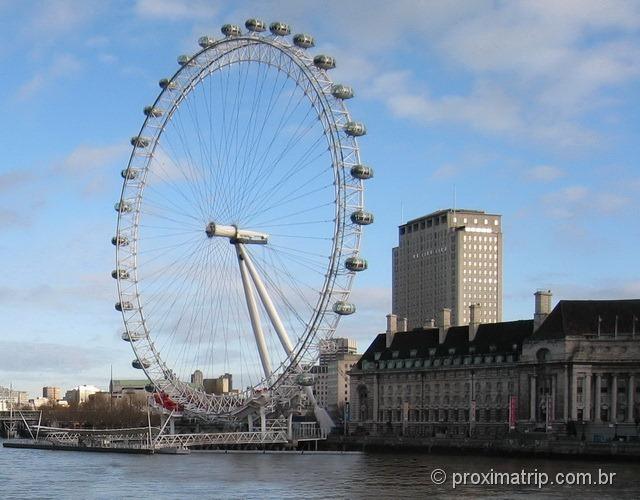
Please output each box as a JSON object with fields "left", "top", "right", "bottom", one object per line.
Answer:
{"left": 0, "top": 169, "right": 41, "bottom": 228}
{"left": 98, "top": 53, "right": 118, "bottom": 64}
{"left": 525, "top": 165, "right": 564, "bottom": 182}
{"left": 134, "top": 0, "right": 218, "bottom": 21}
{"left": 85, "top": 35, "right": 110, "bottom": 48}
{"left": 541, "top": 185, "right": 631, "bottom": 219}
{"left": 545, "top": 280, "right": 640, "bottom": 302}
{"left": 28, "top": 0, "right": 102, "bottom": 37}
{"left": 285, "top": 0, "right": 640, "bottom": 148}
{"left": 16, "top": 53, "right": 82, "bottom": 100}
{"left": 0, "top": 340, "right": 103, "bottom": 374}
{"left": 0, "top": 169, "right": 35, "bottom": 192}
{"left": 366, "top": 71, "right": 598, "bottom": 147}
{"left": 0, "top": 209, "right": 21, "bottom": 228}
{"left": 55, "top": 143, "right": 129, "bottom": 174}
{"left": 431, "top": 164, "right": 459, "bottom": 180}
{"left": 51, "top": 142, "right": 130, "bottom": 196}
{"left": 337, "top": 286, "right": 391, "bottom": 348}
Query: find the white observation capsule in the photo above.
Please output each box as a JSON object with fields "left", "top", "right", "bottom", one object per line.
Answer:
{"left": 313, "top": 55, "right": 336, "bottom": 70}
{"left": 269, "top": 22, "right": 291, "bottom": 36}
{"left": 245, "top": 19, "right": 266, "bottom": 32}
{"left": 293, "top": 33, "right": 314, "bottom": 49}
{"left": 221, "top": 24, "right": 242, "bottom": 37}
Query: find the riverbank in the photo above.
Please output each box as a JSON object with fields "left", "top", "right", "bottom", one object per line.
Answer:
{"left": 2, "top": 439, "right": 152, "bottom": 454}
{"left": 325, "top": 434, "right": 640, "bottom": 460}
{"left": 7, "top": 434, "right": 640, "bottom": 460}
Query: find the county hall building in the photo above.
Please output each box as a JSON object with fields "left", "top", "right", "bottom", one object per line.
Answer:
{"left": 349, "top": 293, "right": 640, "bottom": 441}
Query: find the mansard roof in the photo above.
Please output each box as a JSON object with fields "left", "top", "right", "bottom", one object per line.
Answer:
{"left": 532, "top": 299, "right": 640, "bottom": 340}
{"left": 356, "top": 319, "right": 534, "bottom": 369}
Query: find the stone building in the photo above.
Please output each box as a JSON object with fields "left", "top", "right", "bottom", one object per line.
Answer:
{"left": 520, "top": 298, "right": 640, "bottom": 440}
{"left": 392, "top": 209, "right": 502, "bottom": 328}
{"left": 312, "top": 338, "right": 360, "bottom": 419}
{"left": 349, "top": 294, "right": 640, "bottom": 442}
{"left": 203, "top": 373, "right": 233, "bottom": 395}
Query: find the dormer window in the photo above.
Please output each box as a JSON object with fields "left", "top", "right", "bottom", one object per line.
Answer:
{"left": 489, "top": 344, "right": 497, "bottom": 352}
{"left": 392, "top": 350, "right": 399, "bottom": 359}
{"left": 374, "top": 352, "right": 381, "bottom": 360}
{"left": 469, "top": 346, "right": 476, "bottom": 354}
{"left": 448, "top": 348, "right": 455, "bottom": 355}
{"left": 429, "top": 348, "right": 437, "bottom": 356}
{"left": 410, "top": 349, "right": 417, "bottom": 358}
{"left": 512, "top": 343, "right": 518, "bottom": 351}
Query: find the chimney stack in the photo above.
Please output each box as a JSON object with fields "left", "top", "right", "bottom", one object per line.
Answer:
{"left": 534, "top": 290, "right": 552, "bottom": 331}
{"left": 386, "top": 313, "right": 397, "bottom": 348}
{"left": 398, "top": 317, "right": 408, "bottom": 332}
{"left": 469, "top": 303, "right": 481, "bottom": 342}
{"left": 424, "top": 318, "right": 436, "bottom": 328}
{"left": 437, "top": 308, "right": 451, "bottom": 344}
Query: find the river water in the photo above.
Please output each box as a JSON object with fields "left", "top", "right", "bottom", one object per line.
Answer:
{"left": 2, "top": 439, "right": 640, "bottom": 499}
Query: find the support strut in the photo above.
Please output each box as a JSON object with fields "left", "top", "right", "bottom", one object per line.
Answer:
{"left": 235, "top": 244, "right": 272, "bottom": 378}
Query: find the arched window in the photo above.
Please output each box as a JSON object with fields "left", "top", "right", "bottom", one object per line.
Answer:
{"left": 536, "top": 348, "right": 550, "bottom": 363}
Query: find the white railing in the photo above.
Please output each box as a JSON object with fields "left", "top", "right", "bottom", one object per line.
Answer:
{"left": 153, "top": 429, "right": 289, "bottom": 449}
{"left": 292, "top": 422, "right": 325, "bottom": 441}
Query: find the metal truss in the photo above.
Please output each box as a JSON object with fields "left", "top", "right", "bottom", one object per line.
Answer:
{"left": 153, "top": 429, "right": 288, "bottom": 449}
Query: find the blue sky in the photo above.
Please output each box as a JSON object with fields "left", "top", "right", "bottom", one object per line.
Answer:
{"left": 1, "top": 0, "right": 639, "bottom": 396}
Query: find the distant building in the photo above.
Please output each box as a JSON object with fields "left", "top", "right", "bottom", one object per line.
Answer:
{"left": 89, "top": 392, "right": 115, "bottom": 405}
{"left": 203, "top": 373, "right": 233, "bottom": 395}
{"left": 392, "top": 208, "right": 502, "bottom": 328}
{"left": 109, "top": 380, "right": 148, "bottom": 394}
{"left": 30, "top": 397, "right": 50, "bottom": 409}
{"left": 319, "top": 337, "right": 357, "bottom": 365}
{"left": 0, "top": 386, "right": 29, "bottom": 411}
{"left": 64, "top": 385, "right": 101, "bottom": 405}
{"left": 109, "top": 380, "right": 149, "bottom": 406}
{"left": 191, "top": 370, "right": 204, "bottom": 388}
{"left": 42, "top": 386, "right": 61, "bottom": 402}
{"left": 349, "top": 294, "right": 640, "bottom": 442}
{"left": 313, "top": 338, "right": 360, "bottom": 418}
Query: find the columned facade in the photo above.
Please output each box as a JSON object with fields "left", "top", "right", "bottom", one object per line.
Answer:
{"left": 350, "top": 299, "right": 640, "bottom": 442}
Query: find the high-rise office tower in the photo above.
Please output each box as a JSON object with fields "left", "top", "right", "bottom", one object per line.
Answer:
{"left": 392, "top": 208, "right": 502, "bottom": 328}
{"left": 42, "top": 386, "right": 61, "bottom": 401}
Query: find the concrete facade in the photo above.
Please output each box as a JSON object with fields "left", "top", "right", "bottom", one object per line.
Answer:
{"left": 392, "top": 209, "right": 502, "bottom": 328}
{"left": 42, "top": 386, "right": 61, "bottom": 401}
{"left": 312, "top": 338, "right": 360, "bottom": 418}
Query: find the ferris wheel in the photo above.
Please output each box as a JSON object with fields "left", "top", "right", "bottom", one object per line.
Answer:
{"left": 112, "top": 19, "right": 373, "bottom": 421}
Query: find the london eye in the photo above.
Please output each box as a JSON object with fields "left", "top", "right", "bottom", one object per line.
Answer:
{"left": 112, "top": 19, "right": 373, "bottom": 423}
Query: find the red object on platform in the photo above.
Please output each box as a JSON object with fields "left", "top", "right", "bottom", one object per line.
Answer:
{"left": 153, "top": 391, "right": 183, "bottom": 411}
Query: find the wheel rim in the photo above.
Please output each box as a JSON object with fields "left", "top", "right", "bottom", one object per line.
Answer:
{"left": 114, "top": 30, "right": 367, "bottom": 420}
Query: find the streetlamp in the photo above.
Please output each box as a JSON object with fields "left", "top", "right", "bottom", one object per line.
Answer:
{"left": 469, "top": 370, "right": 476, "bottom": 438}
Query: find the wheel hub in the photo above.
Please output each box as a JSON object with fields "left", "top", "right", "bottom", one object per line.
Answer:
{"left": 205, "top": 222, "right": 269, "bottom": 245}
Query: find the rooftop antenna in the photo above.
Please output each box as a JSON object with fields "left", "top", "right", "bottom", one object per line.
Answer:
{"left": 453, "top": 184, "right": 457, "bottom": 212}
{"left": 597, "top": 315, "right": 602, "bottom": 337}
{"left": 614, "top": 315, "right": 618, "bottom": 339}
{"left": 452, "top": 184, "right": 457, "bottom": 227}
